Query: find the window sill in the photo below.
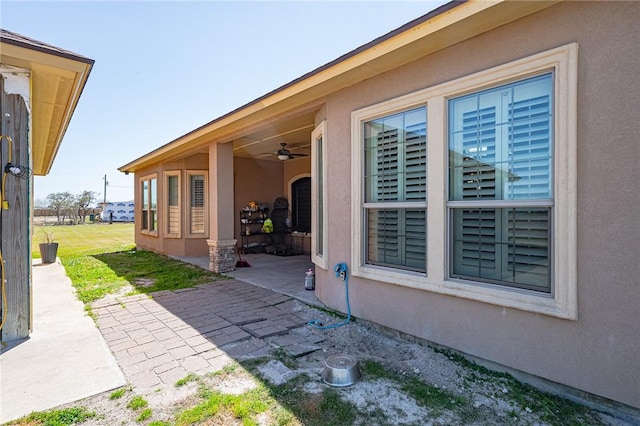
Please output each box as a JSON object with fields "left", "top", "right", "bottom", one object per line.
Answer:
{"left": 141, "top": 230, "right": 158, "bottom": 237}
{"left": 353, "top": 264, "right": 576, "bottom": 320}
{"left": 186, "top": 234, "right": 207, "bottom": 239}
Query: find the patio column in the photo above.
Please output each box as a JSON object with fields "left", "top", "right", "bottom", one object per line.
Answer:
{"left": 206, "top": 141, "right": 236, "bottom": 273}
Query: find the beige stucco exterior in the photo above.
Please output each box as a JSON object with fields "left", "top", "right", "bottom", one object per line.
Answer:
{"left": 122, "top": 1, "right": 639, "bottom": 410}
{"left": 316, "top": 1, "right": 639, "bottom": 409}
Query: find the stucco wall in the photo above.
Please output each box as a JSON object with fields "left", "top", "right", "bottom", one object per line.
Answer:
{"left": 318, "top": 2, "right": 639, "bottom": 408}
{"left": 234, "top": 157, "right": 285, "bottom": 238}
{"left": 134, "top": 154, "right": 210, "bottom": 257}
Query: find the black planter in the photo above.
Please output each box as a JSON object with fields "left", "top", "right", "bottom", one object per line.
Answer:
{"left": 39, "top": 243, "right": 59, "bottom": 263}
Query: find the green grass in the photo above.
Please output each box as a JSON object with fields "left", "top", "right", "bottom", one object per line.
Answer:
{"left": 109, "top": 388, "right": 127, "bottom": 400}
{"left": 175, "top": 387, "right": 272, "bottom": 426}
{"left": 175, "top": 373, "right": 199, "bottom": 387}
{"left": 31, "top": 222, "right": 226, "bottom": 304}
{"left": 360, "top": 359, "right": 465, "bottom": 411}
{"left": 32, "top": 223, "right": 135, "bottom": 258}
{"left": 126, "top": 396, "right": 148, "bottom": 411}
{"left": 13, "top": 407, "right": 95, "bottom": 426}
{"left": 136, "top": 408, "right": 153, "bottom": 422}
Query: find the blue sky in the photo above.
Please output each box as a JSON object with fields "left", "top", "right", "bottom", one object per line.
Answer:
{"left": 2, "top": 1, "right": 446, "bottom": 204}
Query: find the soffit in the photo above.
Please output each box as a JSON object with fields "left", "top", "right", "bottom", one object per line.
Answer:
{"left": 119, "top": 0, "right": 560, "bottom": 173}
{"left": 0, "top": 35, "right": 93, "bottom": 175}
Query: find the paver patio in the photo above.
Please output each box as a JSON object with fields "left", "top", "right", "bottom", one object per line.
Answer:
{"left": 91, "top": 279, "right": 325, "bottom": 390}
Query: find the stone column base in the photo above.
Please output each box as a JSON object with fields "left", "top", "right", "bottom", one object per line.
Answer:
{"left": 207, "top": 239, "right": 237, "bottom": 273}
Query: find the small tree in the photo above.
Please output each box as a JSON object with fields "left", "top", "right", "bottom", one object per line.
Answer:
{"left": 75, "top": 190, "right": 97, "bottom": 223}
{"left": 46, "top": 192, "right": 74, "bottom": 224}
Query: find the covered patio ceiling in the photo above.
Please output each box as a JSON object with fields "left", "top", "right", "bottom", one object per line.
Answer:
{"left": 232, "top": 110, "right": 315, "bottom": 161}
{"left": 173, "top": 108, "right": 316, "bottom": 162}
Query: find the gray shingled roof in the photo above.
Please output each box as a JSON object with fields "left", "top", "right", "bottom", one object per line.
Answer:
{"left": 1, "top": 28, "right": 94, "bottom": 64}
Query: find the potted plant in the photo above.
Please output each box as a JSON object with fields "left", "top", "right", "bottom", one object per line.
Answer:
{"left": 39, "top": 229, "right": 58, "bottom": 263}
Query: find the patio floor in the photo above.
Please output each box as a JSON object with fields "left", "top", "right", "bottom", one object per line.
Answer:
{"left": 174, "top": 253, "right": 321, "bottom": 307}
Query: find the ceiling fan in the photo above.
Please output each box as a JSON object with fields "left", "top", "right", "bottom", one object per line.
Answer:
{"left": 273, "top": 143, "right": 308, "bottom": 161}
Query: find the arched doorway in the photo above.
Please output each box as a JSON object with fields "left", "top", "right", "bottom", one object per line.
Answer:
{"left": 291, "top": 176, "right": 311, "bottom": 232}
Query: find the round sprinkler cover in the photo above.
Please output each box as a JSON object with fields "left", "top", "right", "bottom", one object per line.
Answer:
{"left": 322, "top": 354, "right": 361, "bottom": 387}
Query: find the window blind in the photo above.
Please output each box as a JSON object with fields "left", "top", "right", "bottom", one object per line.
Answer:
{"left": 190, "top": 175, "right": 205, "bottom": 234}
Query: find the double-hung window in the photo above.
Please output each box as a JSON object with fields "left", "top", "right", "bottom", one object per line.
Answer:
{"left": 165, "top": 171, "right": 181, "bottom": 237}
{"left": 363, "top": 108, "right": 427, "bottom": 272}
{"left": 187, "top": 171, "right": 207, "bottom": 236}
{"left": 448, "top": 74, "right": 553, "bottom": 292}
{"left": 352, "top": 43, "right": 577, "bottom": 318}
{"left": 141, "top": 174, "right": 157, "bottom": 235}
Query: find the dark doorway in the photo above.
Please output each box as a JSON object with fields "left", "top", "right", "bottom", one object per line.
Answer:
{"left": 291, "top": 177, "right": 311, "bottom": 232}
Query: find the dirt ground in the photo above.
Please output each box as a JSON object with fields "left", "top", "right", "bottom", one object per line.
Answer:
{"left": 44, "top": 303, "right": 633, "bottom": 426}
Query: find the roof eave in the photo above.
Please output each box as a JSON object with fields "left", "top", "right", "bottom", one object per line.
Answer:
{"left": 1, "top": 30, "right": 95, "bottom": 176}
{"left": 119, "top": 0, "right": 560, "bottom": 173}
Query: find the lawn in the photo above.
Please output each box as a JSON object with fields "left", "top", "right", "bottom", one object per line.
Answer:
{"left": 31, "top": 222, "right": 225, "bottom": 303}
{"left": 32, "top": 223, "right": 135, "bottom": 258}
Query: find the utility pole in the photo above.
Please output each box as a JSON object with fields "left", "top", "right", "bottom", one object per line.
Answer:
{"left": 103, "top": 174, "right": 108, "bottom": 204}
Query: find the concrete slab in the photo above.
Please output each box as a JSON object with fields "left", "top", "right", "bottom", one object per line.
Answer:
{"left": 0, "top": 260, "right": 126, "bottom": 423}
{"left": 174, "top": 253, "right": 323, "bottom": 307}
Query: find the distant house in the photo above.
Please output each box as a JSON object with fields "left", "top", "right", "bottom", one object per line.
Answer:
{"left": 0, "top": 30, "right": 94, "bottom": 341}
{"left": 119, "top": 1, "right": 639, "bottom": 410}
{"left": 101, "top": 201, "right": 135, "bottom": 222}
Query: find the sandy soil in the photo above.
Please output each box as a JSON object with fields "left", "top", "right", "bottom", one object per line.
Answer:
{"left": 44, "top": 305, "right": 632, "bottom": 426}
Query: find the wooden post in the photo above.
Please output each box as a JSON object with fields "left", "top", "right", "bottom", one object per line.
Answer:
{"left": 1, "top": 71, "right": 31, "bottom": 342}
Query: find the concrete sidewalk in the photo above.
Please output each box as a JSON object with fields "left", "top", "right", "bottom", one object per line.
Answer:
{"left": 0, "top": 260, "right": 126, "bottom": 423}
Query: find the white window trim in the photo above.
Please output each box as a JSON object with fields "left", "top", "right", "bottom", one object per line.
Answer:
{"left": 164, "top": 170, "right": 181, "bottom": 239}
{"left": 140, "top": 173, "right": 158, "bottom": 237}
{"left": 311, "top": 121, "right": 328, "bottom": 270}
{"left": 186, "top": 170, "right": 208, "bottom": 238}
{"left": 351, "top": 43, "right": 577, "bottom": 319}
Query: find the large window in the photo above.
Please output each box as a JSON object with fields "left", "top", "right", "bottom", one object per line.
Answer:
{"left": 311, "top": 121, "right": 328, "bottom": 269}
{"left": 141, "top": 174, "right": 157, "bottom": 235}
{"left": 187, "top": 171, "right": 207, "bottom": 236}
{"left": 364, "top": 107, "right": 427, "bottom": 272}
{"left": 165, "top": 171, "right": 181, "bottom": 237}
{"left": 352, "top": 44, "right": 577, "bottom": 319}
{"left": 448, "top": 74, "right": 552, "bottom": 292}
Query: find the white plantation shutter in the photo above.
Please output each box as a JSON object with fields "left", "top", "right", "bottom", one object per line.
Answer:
{"left": 404, "top": 121, "right": 427, "bottom": 269}
{"left": 449, "top": 73, "right": 552, "bottom": 292}
{"left": 453, "top": 106, "right": 499, "bottom": 278}
{"left": 505, "top": 87, "right": 552, "bottom": 289}
{"left": 190, "top": 175, "right": 205, "bottom": 234}
{"left": 508, "top": 93, "right": 552, "bottom": 199}
{"left": 375, "top": 128, "right": 400, "bottom": 202}
{"left": 167, "top": 175, "right": 180, "bottom": 235}
{"left": 368, "top": 127, "right": 401, "bottom": 266}
{"left": 507, "top": 208, "right": 549, "bottom": 288}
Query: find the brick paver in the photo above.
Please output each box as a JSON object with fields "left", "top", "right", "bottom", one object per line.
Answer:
{"left": 92, "top": 279, "right": 322, "bottom": 391}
